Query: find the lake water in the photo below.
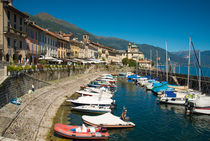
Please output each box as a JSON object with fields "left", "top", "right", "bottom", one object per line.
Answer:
{"left": 158, "top": 66, "right": 210, "bottom": 77}
{"left": 50, "top": 78, "right": 210, "bottom": 141}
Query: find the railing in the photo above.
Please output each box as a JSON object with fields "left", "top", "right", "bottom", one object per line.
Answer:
{"left": 4, "top": 26, "right": 27, "bottom": 38}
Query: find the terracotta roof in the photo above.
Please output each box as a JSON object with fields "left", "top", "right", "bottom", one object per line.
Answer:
{"left": 90, "top": 41, "right": 115, "bottom": 51}
{"left": 139, "top": 60, "right": 151, "bottom": 63}
{"left": 63, "top": 34, "right": 73, "bottom": 37}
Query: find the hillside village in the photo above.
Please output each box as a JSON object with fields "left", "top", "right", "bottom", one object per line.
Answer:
{"left": 0, "top": 0, "right": 152, "bottom": 67}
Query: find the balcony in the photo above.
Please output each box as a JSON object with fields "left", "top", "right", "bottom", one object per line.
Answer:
{"left": 4, "top": 26, "right": 27, "bottom": 38}
{"left": 14, "top": 47, "right": 24, "bottom": 54}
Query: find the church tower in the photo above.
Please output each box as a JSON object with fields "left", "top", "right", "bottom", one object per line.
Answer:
{"left": 83, "top": 34, "right": 89, "bottom": 44}
{"left": 128, "top": 42, "right": 132, "bottom": 52}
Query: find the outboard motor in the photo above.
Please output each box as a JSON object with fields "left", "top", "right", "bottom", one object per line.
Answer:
{"left": 185, "top": 101, "right": 195, "bottom": 115}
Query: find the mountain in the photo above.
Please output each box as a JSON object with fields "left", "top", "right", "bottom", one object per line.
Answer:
{"left": 30, "top": 12, "right": 187, "bottom": 65}
{"left": 172, "top": 50, "right": 210, "bottom": 67}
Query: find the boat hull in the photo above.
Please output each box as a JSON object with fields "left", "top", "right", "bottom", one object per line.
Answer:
{"left": 54, "top": 124, "right": 109, "bottom": 140}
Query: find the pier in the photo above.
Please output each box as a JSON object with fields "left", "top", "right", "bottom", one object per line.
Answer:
{"left": 137, "top": 68, "right": 210, "bottom": 94}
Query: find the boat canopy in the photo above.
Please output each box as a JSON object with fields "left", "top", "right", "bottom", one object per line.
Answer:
{"left": 82, "top": 113, "right": 135, "bottom": 126}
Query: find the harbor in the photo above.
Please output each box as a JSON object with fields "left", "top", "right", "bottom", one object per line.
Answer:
{"left": 48, "top": 74, "right": 210, "bottom": 141}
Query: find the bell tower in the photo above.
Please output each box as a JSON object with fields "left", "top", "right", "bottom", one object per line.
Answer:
{"left": 83, "top": 34, "right": 89, "bottom": 44}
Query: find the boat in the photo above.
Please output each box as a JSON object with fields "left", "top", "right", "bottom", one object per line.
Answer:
{"left": 10, "top": 98, "right": 22, "bottom": 105}
{"left": 76, "top": 90, "right": 113, "bottom": 98}
{"left": 72, "top": 105, "right": 112, "bottom": 114}
{"left": 84, "top": 87, "right": 113, "bottom": 94}
{"left": 168, "top": 85, "right": 189, "bottom": 91}
{"left": 66, "top": 96, "right": 115, "bottom": 106}
{"left": 82, "top": 110, "right": 135, "bottom": 128}
{"left": 54, "top": 123, "right": 109, "bottom": 140}
{"left": 119, "top": 73, "right": 127, "bottom": 77}
{"left": 158, "top": 91, "right": 197, "bottom": 105}
{"left": 186, "top": 96, "right": 210, "bottom": 115}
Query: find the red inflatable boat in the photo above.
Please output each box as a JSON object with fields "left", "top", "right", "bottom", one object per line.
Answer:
{"left": 54, "top": 123, "right": 109, "bottom": 140}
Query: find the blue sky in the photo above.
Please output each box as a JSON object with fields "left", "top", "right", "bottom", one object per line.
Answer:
{"left": 13, "top": 0, "right": 210, "bottom": 51}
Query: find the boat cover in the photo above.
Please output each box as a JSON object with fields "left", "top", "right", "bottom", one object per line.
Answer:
{"left": 195, "top": 96, "right": 210, "bottom": 107}
{"left": 82, "top": 113, "right": 135, "bottom": 126}
{"left": 165, "top": 91, "right": 176, "bottom": 97}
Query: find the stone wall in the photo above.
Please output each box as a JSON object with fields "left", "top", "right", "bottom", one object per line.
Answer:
{"left": 0, "top": 64, "right": 107, "bottom": 108}
{"left": 138, "top": 69, "right": 210, "bottom": 94}
{"left": 0, "top": 73, "right": 50, "bottom": 108}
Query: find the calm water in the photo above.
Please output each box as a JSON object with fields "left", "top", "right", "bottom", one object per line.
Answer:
{"left": 159, "top": 66, "right": 210, "bottom": 77}
{"left": 51, "top": 78, "right": 210, "bottom": 141}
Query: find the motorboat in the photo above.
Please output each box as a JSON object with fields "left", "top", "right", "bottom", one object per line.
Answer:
{"left": 54, "top": 123, "right": 109, "bottom": 140}
{"left": 72, "top": 105, "right": 112, "bottom": 114}
{"left": 66, "top": 96, "right": 115, "bottom": 106}
{"left": 82, "top": 108, "right": 135, "bottom": 128}
{"left": 158, "top": 91, "right": 197, "bottom": 105}
{"left": 76, "top": 90, "right": 113, "bottom": 98}
{"left": 186, "top": 96, "right": 210, "bottom": 115}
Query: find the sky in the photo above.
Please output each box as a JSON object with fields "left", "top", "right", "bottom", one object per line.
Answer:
{"left": 13, "top": 0, "right": 210, "bottom": 52}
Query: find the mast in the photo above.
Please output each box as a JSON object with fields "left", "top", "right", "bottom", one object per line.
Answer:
{"left": 165, "top": 41, "right": 168, "bottom": 82}
{"left": 187, "top": 37, "right": 191, "bottom": 88}
{"left": 150, "top": 49, "right": 152, "bottom": 76}
{"left": 199, "top": 50, "right": 201, "bottom": 92}
{"left": 156, "top": 50, "right": 158, "bottom": 77}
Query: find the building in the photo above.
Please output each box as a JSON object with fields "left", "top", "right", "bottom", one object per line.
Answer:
{"left": 0, "top": 0, "right": 29, "bottom": 63}
{"left": 127, "top": 42, "right": 144, "bottom": 61}
{"left": 56, "top": 33, "right": 69, "bottom": 59}
{"left": 25, "top": 22, "right": 41, "bottom": 64}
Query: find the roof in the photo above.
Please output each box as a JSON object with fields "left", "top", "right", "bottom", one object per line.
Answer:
{"left": 90, "top": 41, "right": 115, "bottom": 51}
{"left": 5, "top": 4, "right": 29, "bottom": 18}
{"left": 63, "top": 34, "right": 73, "bottom": 37}
{"left": 131, "top": 44, "right": 138, "bottom": 48}
{"left": 139, "top": 60, "right": 151, "bottom": 64}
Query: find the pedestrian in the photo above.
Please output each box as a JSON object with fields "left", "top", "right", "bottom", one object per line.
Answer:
{"left": 32, "top": 83, "right": 35, "bottom": 92}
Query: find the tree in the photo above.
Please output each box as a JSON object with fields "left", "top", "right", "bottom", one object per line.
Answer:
{"left": 122, "top": 58, "right": 129, "bottom": 66}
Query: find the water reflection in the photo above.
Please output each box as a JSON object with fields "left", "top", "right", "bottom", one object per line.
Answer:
{"left": 159, "top": 103, "right": 210, "bottom": 132}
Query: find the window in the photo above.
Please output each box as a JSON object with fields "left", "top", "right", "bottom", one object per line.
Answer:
{"left": 31, "top": 30, "right": 34, "bottom": 39}
{"left": 35, "top": 45, "right": 37, "bottom": 53}
{"left": 14, "top": 14, "right": 16, "bottom": 22}
{"left": 27, "top": 42, "right": 29, "bottom": 51}
{"left": 7, "top": 22, "right": 10, "bottom": 32}
{"left": 14, "top": 39, "right": 17, "bottom": 48}
{"left": 20, "top": 17, "right": 22, "bottom": 25}
{"left": 14, "top": 24, "right": 16, "bottom": 29}
{"left": 31, "top": 43, "right": 33, "bottom": 53}
{"left": 35, "top": 32, "right": 37, "bottom": 40}
{"left": 20, "top": 41, "right": 22, "bottom": 49}
{"left": 7, "top": 37, "right": 10, "bottom": 47}
{"left": 7, "top": 10, "right": 10, "bottom": 20}
{"left": 19, "top": 26, "right": 22, "bottom": 31}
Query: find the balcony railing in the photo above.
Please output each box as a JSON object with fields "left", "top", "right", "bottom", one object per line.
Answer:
{"left": 4, "top": 26, "right": 27, "bottom": 38}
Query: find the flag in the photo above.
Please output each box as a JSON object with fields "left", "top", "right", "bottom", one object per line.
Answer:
{"left": 168, "top": 58, "right": 170, "bottom": 61}
{"left": 184, "top": 55, "right": 189, "bottom": 58}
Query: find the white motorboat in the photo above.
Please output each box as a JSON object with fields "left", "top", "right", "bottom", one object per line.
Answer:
{"left": 188, "top": 96, "right": 210, "bottom": 115}
{"left": 84, "top": 87, "right": 113, "bottom": 94}
{"left": 159, "top": 91, "right": 198, "bottom": 105}
{"left": 72, "top": 105, "right": 111, "bottom": 114}
{"left": 82, "top": 112, "right": 135, "bottom": 128}
{"left": 76, "top": 90, "right": 113, "bottom": 98}
{"left": 66, "top": 96, "right": 115, "bottom": 106}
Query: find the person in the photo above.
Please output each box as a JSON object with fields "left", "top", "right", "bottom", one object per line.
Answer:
{"left": 32, "top": 83, "right": 35, "bottom": 92}
{"left": 121, "top": 107, "right": 127, "bottom": 120}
